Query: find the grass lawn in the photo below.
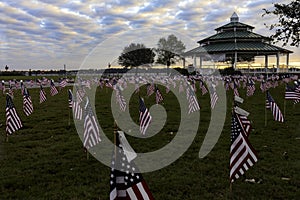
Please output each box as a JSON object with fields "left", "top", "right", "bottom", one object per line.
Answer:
{"left": 0, "top": 78, "right": 299, "bottom": 199}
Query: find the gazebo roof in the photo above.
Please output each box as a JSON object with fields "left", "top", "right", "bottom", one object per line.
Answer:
{"left": 183, "top": 41, "right": 293, "bottom": 56}
{"left": 183, "top": 12, "right": 293, "bottom": 57}
{"left": 215, "top": 21, "right": 254, "bottom": 32}
{"left": 198, "top": 30, "right": 270, "bottom": 44}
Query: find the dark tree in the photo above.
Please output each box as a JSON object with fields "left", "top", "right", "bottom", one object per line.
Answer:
{"left": 263, "top": 0, "right": 300, "bottom": 47}
{"left": 118, "top": 43, "right": 155, "bottom": 68}
{"left": 5, "top": 65, "right": 8, "bottom": 71}
{"left": 156, "top": 34, "right": 186, "bottom": 66}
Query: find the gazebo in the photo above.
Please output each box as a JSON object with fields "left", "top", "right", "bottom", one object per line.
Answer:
{"left": 183, "top": 12, "right": 293, "bottom": 72}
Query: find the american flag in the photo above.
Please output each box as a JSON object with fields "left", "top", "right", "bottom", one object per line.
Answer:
{"left": 179, "top": 82, "right": 184, "bottom": 93}
{"left": 20, "top": 81, "right": 25, "bottom": 95}
{"left": 285, "top": 84, "right": 300, "bottom": 104}
{"left": 186, "top": 86, "right": 200, "bottom": 114}
{"left": 6, "top": 94, "right": 23, "bottom": 135}
{"left": 233, "top": 82, "right": 239, "bottom": 97}
{"left": 39, "top": 85, "right": 47, "bottom": 104}
{"left": 59, "top": 79, "right": 67, "bottom": 88}
{"left": 230, "top": 111, "right": 258, "bottom": 183}
{"left": 165, "top": 84, "right": 170, "bottom": 94}
{"left": 139, "top": 97, "right": 152, "bottom": 135}
{"left": 210, "top": 91, "right": 218, "bottom": 109}
{"left": 83, "top": 98, "right": 101, "bottom": 149}
{"left": 191, "top": 79, "right": 197, "bottom": 92}
{"left": 115, "top": 86, "right": 127, "bottom": 111}
{"left": 68, "top": 89, "right": 73, "bottom": 108}
{"left": 110, "top": 132, "right": 154, "bottom": 200}
{"left": 73, "top": 100, "right": 83, "bottom": 120}
{"left": 199, "top": 80, "right": 208, "bottom": 95}
{"left": 260, "top": 81, "right": 266, "bottom": 92}
{"left": 146, "top": 83, "right": 155, "bottom": 96}
{"left": 266, "top": 91, "right": 284, "bottom": 122}
{"left": 155, "top": 85, "right": 163, "bottom": 104}
{"left": 23, "top": 87, "right": 33, "bottom": 116}
{"left": 8, "top": 85, "right": 14, "bottom": 97}
{"left": 246, "top": 79, "right": 255, "bottom": 97}
{"left": 50, "top": 80, "right": 58, "bottom": 96}
{"left": 72, "top": 88, "right": 84, "bottom": 120}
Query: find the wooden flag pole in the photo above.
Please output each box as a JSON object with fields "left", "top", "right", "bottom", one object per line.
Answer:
{"left": 283, "top": 98, "right": 286, "bottom": 119}
{"left": 6, "top": 133, "right": 9, "bottom": 142}
{"left": 265, "top": 103, "right": 267, "bottom": 127}
{"left": 265, "top": 92, "right": 267, "bottom": 127}
{"left": 68, "top": 108, "right": 71, "bottom": 127}
{"left": 114, "top": 120, "right": 118, "bottom": 160}
{"left": 86, "top": 148, "right": 89, "bottom": 160}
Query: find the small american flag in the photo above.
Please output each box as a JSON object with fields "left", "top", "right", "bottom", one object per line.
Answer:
{"left": 210, "top": 91, "right": 218, "bottom": 109}
{"left": 39, "top": 85, "right": 47, "bottom": 104}
{"left": 20, "top": 81, "right": 25, "bottom": 95}
{"left": 155, "top": 85, "right": 163, "bottom": 104}
{"left": 260, "top": 81, "right": 266, "bottom": 92}
{"left": 139, "top": 97, "right": 152, "bottom": 135}
{"left": 23, "top": 87, "right": 33, "bottom": 116}
{"left": 146, "top": 83, "right": 155, "bottom": 96}
{"left": 266, "top": 91, "right": 284, "bottom": 122}
{"left": 285, "top": 84, "right": 300, "bottom": 104}
{"left": 50, "top": 80, "right": 58, "bottom": 96}
{"left": 110, "top": 132, "right": 154, "bottom": 200}
{"left": 115, "top": 86, "right": 126, "bottom": 111}
{"left": 68, "top": 89, "right": 73, "bottom": 108}
{"left": 246, "top": 79, "right": 255, "bottom": 97}
{"left": 6, "top": 94, "right": 23, "bottom": 135}
{"left": 186, "top": 86, "right": 200, "bottom": 114}
{"left": 233, "top": 82, "right": 239, "bottom": 97}
{"left": 83, "top": 98, "right": 101, "bottom": 149}
{"left": 59, "top": 79, "right": 67, "bottom": 88}
{"left": 230, "top": 111, "right": 258, "bottom": 183}
{"left": 179, "top": 82, "right": 184, "bottom": 93}
{"left": 8, "top": 86, "right": 14, "bottom": 97}
{"left": 199, "top": 80, "right": 208, "bottom": 95}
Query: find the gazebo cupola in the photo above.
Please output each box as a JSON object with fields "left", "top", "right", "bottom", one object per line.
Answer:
{"left": 183, "top": 12, "right": 293, "bottom": 72}
{"left": 230, "top": 12, "right": 239, "bottom": 22}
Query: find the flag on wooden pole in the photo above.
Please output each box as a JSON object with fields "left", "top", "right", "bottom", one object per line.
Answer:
{"left": 23, "top": 87, "right": 33, "bottom": 116}
{"left": 186, "top": 86, "right": 200, "bottom": 114}
{"left": 39, "top": 85, "right": 47, "bottom": 104}
{"left": 230, "top": 110, "right": 258, "bottom": 183}
{"left": 83, "top": 97, "right": 101, "bottom": 149}
{"left": 155, "top": 85, "right": 163, "bottom": 104}
{"left": 266, "top": 91, "right": 284, "bottom": 122}
{"left": 110, "top": 131, "right": 154, "bottom": 200}
{"left": 6, "top": 94, "right": 23, "bottom": 135}
{"left": 50, "top": 80, "right": 58, "bottom": 96}
{"left": 139, "top": 97, "right": 152, "bottom": 135}
{"left": 68, "top": 89, "right": 73, "bottom": 108}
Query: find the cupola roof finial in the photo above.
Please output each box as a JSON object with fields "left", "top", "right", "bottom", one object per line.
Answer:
{"left": 230, "top": 12, "right": 239, "bottom": 22}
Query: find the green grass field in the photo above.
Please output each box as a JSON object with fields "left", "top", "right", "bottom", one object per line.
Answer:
{"left": 0, "top": 78, "right": 299, "bottom": 199}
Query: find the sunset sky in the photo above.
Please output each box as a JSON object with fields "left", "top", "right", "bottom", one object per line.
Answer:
{"left": 1, "top": 0, "right": 298, "bottom": 70}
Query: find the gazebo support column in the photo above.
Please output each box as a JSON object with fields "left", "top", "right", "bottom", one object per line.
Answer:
{"left": 276, "top": 52, "right": 280, "bottom": 73}
{"left": 265, "top": 55, "right": 268, "bottom": 73}
{"left": 199, "top": 56, "right": 203, "bottom": 69}
{"left": 286, "top": 53, "right": 289, "bottom": 72}
{"left": 234, "top": 51, "right": 237, "bottom": 70}
{"left": 183, "top": 58, "right": 186, "bottom": 68}
{"left": 193, "top": 55, "right": 197, "bottom": 68}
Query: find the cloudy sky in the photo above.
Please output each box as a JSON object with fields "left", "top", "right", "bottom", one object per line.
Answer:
{"left": 1, "top": 0, "right": 298, "bottom": 70}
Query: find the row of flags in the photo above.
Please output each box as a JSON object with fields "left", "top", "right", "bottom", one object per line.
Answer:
{"left": 5, "top": 79, "right": 65, "bottom": 136}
